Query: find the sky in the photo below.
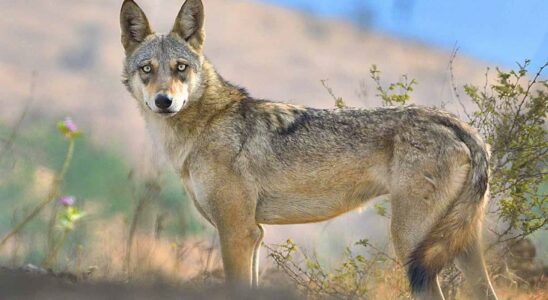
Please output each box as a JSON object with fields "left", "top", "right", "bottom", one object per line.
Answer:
{"left": 261, "top": 0, "right": 548, "bottom": 71}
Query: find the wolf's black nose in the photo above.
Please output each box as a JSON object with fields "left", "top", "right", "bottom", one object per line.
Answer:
{"left": 155, "top": 94, "right": 172, "bottom": 109}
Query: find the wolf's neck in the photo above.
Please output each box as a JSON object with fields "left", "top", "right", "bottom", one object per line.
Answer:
{"left": 199, "top": 59, "right": 249, "bottom": 105}
{"left": 168, "top": 59, "right": 247, "bottom": 135}
{"left": 149, "top": 59, "right": 247, "bottom": 170}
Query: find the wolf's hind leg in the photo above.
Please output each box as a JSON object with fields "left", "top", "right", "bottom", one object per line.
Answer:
{"left": 390, "top": 193, "right": 446, "bottom": 300}
{"left": 455, "top": 236, "right": 498, "bottom": 300}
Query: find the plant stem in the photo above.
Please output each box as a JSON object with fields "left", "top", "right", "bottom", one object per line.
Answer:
{"left": 0, "top": 139, "right": 75, "bottom": 249}
{"left": 42, "top": 228, "right": 69, "bottom": 268}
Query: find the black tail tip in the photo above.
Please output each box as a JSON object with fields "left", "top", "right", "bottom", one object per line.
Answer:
{"left": 407, "top": 257, "right": 436, "bottom": 293}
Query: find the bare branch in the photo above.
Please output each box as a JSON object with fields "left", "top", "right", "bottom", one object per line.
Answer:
{"left": 448, "top": 46, "right": 472, "bottom": 120}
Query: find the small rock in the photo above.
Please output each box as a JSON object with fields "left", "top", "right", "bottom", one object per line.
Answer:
{"left": 19, "top": 264, "right": 48, "bottom": 275}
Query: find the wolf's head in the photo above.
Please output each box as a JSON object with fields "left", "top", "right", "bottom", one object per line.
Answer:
{"left": 121, "top": 0, "right": 205, "bottom": 117}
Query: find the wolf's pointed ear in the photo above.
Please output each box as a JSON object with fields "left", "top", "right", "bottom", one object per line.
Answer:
{"left": 171, "top": 0, "right": 205, "bottom": 51}
{"left": 120, "top": 0, "right": 152, "bottom": 54}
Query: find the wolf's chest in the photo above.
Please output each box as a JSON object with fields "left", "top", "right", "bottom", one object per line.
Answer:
{"left": 145, "top": 117, "right": 190, "bottom": 172}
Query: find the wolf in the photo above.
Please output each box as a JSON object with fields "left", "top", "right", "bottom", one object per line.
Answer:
{"left": 120, "top": 0, "right": 498, "bottom": 299}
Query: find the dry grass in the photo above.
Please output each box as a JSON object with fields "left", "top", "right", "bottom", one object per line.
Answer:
{"left": 1, "top": 215, "right": 546, "bottom": 300}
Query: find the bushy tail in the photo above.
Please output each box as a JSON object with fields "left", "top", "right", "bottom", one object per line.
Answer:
{"left": 407, "top": 116, "right": 490, "bottom": 293}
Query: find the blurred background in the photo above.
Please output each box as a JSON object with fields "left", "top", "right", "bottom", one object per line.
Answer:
{"left": 0, "top": 0, "right": 546, "bottom": 296}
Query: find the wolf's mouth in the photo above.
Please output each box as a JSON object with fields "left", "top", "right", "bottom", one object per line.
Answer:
{"left": 158, "top": 111, "right": 177, "bottom": 116}
{"left": 145, "top": 102, "right": 178, "bottom": 117}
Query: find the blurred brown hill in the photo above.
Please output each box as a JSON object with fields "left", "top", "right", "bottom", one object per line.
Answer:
{"left": 0, "top": 0, "right": 489, "bottom": 161}
{"left": 0, "top": 0, "right": 492, "bottom": 251}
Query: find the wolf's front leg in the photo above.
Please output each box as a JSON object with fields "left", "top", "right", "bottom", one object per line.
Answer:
{"left": 251, "top": 225, "right": 264, "bottom": 287}
{"left": 209, "top": 181, "right": 262, "bottom": 287}
{"left": 217, "top": 223, "right": 263, "bottom": 286}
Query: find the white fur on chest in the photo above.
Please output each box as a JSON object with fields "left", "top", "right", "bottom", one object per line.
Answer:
{"left": 145, "top": 116, "right": 189, "bottom": 173}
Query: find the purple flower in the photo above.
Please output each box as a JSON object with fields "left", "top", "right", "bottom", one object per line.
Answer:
{"left": 63, "top": 117, "right": 78, "bottom": 133}
{"left": 59, "top": 196, "right": 75, "bottom": 207}
{"left": 57, "top": 117, "right": 81, "bottom": 139}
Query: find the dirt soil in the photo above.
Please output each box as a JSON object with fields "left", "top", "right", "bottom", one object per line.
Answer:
{"left": 0, "top": 267, "right": 301, "bottom": 300}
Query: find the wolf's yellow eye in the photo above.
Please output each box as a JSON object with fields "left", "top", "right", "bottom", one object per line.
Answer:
{"left": 177, "top": 63, "right": 187, "bottom": 72}
{"left": 141, "top": 65, "right": 152, "bottom": 73}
